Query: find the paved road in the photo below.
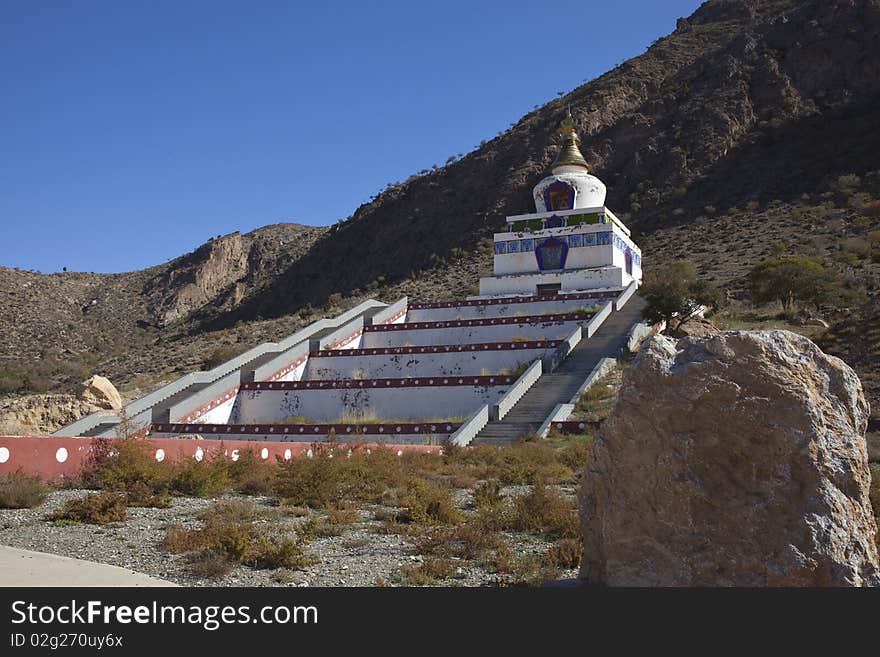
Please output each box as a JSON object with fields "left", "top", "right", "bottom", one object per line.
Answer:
{"left": 473, "top": 295, "right": 646, "bottom": 445}
{"left": 0, "top": 545, "right": 176, "bottom": 587}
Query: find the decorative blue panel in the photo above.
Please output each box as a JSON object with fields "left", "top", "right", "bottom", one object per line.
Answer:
{"left": 543, "top": 181, "right": 575, "bottom": 212}
{"left": 508, "top": 240, "right": 520, "bottom": 253}
{"left": 535, "top": 237, "right": 568, "bottom": 271}
{"left": 569, "top": 234, "right": 583, "bottom": 248}
{"left": 583, "top": 233, "right": 595, "bottom": 246}
{"left": 546, "top": 214, "right": 564, "bottom": 229}
{"left": 521, "top": 238, "right": 534, "bottom": 252}
{"left": 494, "top": 241, "right": 507, "bottom": 255}
{"left": 597, "top": 232, "right": 611, "bottom": 245}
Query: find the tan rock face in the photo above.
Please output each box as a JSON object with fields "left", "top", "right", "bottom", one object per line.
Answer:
{"left": 78, "top": 375, "right": 122, "bottom": 411}
{"left": 0, "top": 394, "right": 99, "bottom": 435}
{"left": 672, "top": 317, "right": 719, "bottom": 339}
{"left": 580, "top": 330, "right": 879, "bottom": 586}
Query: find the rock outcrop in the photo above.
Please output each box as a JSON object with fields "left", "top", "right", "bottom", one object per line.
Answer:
{"left": 0, "top": 394, "right": 99, "bottom": 436}
{"left": 78, "top": 375, "right": 122, "bottom": 411}
{"left": 579, "top": 330, "right": 879, "bottom": 586}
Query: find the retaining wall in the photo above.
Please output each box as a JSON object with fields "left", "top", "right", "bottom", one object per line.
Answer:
{"left": 405, "top": 291, "right": 615, "bottom": 322}
{"left": 151, "top": 421, "right": 456, "bottom": 445}
{"left": 0, "top": 435, "right": 438, "bottom": 481}
{"left": 231, "top": 378, "right": 514, "bottom": 423}
{"left": 361, "top": 314, "right": 592, "bottom": 349}
{"left": 305, "top": 344, "right": 550, "bottom": 380}
{"left": 53, "top": 299, "right": 388, "bottom": 437}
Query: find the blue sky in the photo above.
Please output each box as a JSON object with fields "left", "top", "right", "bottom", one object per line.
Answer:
{"left": 0, "top": 0, "right": 703, "bottom": 273}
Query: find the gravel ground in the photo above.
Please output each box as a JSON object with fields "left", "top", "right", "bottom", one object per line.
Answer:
{"left": 0, "top": 488, "right": 578, "bottom": 587}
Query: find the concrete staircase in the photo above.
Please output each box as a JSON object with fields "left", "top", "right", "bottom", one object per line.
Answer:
{"left": 473, "top": 295, "right": 646, "bottom": 445}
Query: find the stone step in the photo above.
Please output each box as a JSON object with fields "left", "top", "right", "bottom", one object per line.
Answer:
{"left": 472, "top": 295, "right": 646, "bottom": 446}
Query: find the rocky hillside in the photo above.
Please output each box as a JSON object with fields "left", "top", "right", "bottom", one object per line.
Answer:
{"left": 211, "top": 0, "right": 880, "bottom": 318}
{"left": 0, "top": 223, "right": 323, "bottom": 396}
{"left": 2, "top": 0, "right": 880, "bottom": 425}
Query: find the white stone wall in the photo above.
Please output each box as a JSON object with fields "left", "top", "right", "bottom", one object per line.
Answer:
{"left": 231, "top": 385, "right": 510, "bottom": 423}
{"left": 479, "top": 268, "right": 624, "bottom": 297}
{"left": 405, "top": 297, "right": 608, "bottom": 322}
{"left": 274, "top": 358, "right": 308, "bottom": 382}
{"left": 195, "top": 396, "right": 237, "bottom": 425}
{"left": 305, "top": 348, "right": 547, "bottom": 380}
{"left": 360, "top": 319, "right": 585, "bottom": 349}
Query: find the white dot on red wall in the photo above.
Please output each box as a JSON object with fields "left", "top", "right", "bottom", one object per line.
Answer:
{"left": 231, "top": 449, "right": 240, "bottom": 462}
{"left": 284, "top": 449, "right": 292, "bottom": 461}
{"left": 0, "top": 447, "right": 9, "bottom": 463}
{"left": 260, "top": 448, "right": 269, "bottom": 460}
{"left": 55, "top": 447, "right": 68, "bottom": 463}
{"left": 194, "top": 447, "right": 204, "bottom": 462}
{"left": 155, "top": 449, "right": 165, "bottom": 462}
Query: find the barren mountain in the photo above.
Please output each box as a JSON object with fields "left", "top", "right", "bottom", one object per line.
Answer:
{"left": 2, "top": 0, "right": 879, "bottom": 426}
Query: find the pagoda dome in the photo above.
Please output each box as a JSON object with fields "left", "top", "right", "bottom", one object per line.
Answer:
{"left": 532, "top": 108, "right": 607, "bottom": 213}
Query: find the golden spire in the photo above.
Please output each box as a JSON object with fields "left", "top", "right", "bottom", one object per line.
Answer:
{"left": 551, "top": 107, "right": 589, "bottom": 171}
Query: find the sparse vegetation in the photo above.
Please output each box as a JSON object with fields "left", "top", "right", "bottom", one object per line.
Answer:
{"left": 47, "top": 492, "right": 127, "bottom": 525}
{"left": 202, "top": 344, "right": 245, "bottom": 371}
{"left": 162, "top": 500, "right": 314, "bottom": 576}
{"left": 0, "top": 470, "right": 49, "bottom": 509}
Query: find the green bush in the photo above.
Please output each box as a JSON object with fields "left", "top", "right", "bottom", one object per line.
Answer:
{"left": 748, "top": 255, "right": 835, "bottom": 313}
{"left": 642, "top": 261, "right": 721, "bottom": 333}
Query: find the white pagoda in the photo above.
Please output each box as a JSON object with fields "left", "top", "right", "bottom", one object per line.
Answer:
{"left": 478, "top": 109, "right": 642, "bottom": 297}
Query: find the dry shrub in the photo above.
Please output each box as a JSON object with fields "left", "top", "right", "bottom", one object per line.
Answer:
{"left": 414, "top": 522, "right": 505, "bottom": 562}
{"left": 247, "top": 535, "right": 312, "bottom": 570}
{"left": 397, "top": 564, "right": 437, "bottom": 586}
{"left": 508, "top": 554, "right": 562, "bottom": 586}
{"left": 542, "top": 538, "right": 582, "bottom": 570}
{"left": 556, "top": 436, "right": 593, "bottom": 472}
{"left": 273, "top": 447, "right": 406, "bottom": 507}
{"left": 227, "top": 449, "right": 274, "bottom": 495}
{"left": 187, "top": 549, "right": 233, "bottom": 578}
{"left": 161, "top": 499, "right": 313, "bottom": 576}
{"left": 390, "top": 478, "right": 462, "bottom": 525}
{"left": 48, "top": 492, "right": 127, "bottom": 524}
{"left": 443, "top": 441, "right": 572, "bottom": 485}
{"left": 81, "top": 438, "right": 262, "bottom": 502}
{"left": 170, "top": 456, "right": 231, "bottom": 498}
{"left": 82, "top": 437, "right": 173, "bottom": 506}
{"left": 0, "top": 470, "right": 49, "bottom": 509}
{"left": 472, "top": 479, "right": 503, "bottom": 509}
{"left": 485, "top": 542, "right": 514, "bottom": 574}
{"left": 278, "top": 504, "right": 311, "bottom": 517}
{"left": 509, "top": 482, "right": 579, "bottom": 539}
{"left": 398, "top": 556, "right": 457, "bottom": 585}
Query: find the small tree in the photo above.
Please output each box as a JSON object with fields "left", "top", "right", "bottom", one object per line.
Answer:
{"left": 642, "top": 261, "right": 721, "bottom": 334}
{"left": 748, "top": 256, "right": 833, "bottom": 314}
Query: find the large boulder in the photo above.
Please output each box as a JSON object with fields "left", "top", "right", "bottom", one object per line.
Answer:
{"left": 579, "top": 330, "right": 879, "bottom": 586}
{"left": 78, "top": 375, "right": 122, "bottom": 411}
